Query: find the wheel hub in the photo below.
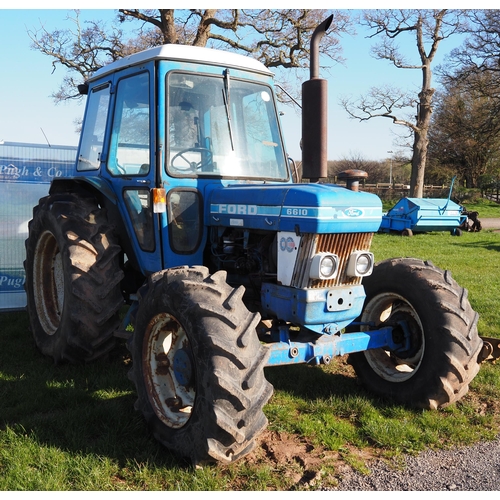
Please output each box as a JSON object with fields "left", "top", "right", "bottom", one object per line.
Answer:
{"left": 33, "top": 230, "right": 64, "bottom": 335}
{"left": 386, "top": 309, "right": 422, "bottom": 360}
{"left": 144, "top": 313, "right": 195, "bottom": 428}
{"left": 362, "top": 293, "right": 425, "bottom": 382}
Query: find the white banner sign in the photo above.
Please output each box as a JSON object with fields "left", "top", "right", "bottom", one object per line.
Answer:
{"left": 0, "top": 142, "right": 77, "bottom": 311}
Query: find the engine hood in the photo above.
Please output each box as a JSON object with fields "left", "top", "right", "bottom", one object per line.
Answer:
{"left": 206, "top": 183, "right": 382, "bottom": 233}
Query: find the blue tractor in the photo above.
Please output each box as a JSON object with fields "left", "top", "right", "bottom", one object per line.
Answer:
{"left": 24, "top": 18, "right": 485, "bottom": 465}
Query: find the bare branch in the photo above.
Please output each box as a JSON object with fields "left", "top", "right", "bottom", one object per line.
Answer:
{"left": 27, "top": 10, "right": 126, "bottom": 101}
{"left": 340, "top": 86, "right": 418, "bottom": 131}
{"left": 29, "top": 9, "right": 354, "bottom": 104}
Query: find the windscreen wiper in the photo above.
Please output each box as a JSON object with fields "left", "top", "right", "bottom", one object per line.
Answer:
{"left": 222, "top": 68, "right": 235, "bottom": 151}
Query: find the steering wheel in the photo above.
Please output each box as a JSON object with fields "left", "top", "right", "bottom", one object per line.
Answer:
{"left": 170, "top": 147, "right": 213, "bottom": 172}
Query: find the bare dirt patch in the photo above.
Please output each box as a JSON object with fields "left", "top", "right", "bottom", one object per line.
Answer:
{"left": 240, "top": 429, "right": 380, "bottom": 490}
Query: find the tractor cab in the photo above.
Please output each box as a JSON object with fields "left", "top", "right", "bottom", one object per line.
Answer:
{"left": 78, "top": 45, "right": 290, "bottom": 275}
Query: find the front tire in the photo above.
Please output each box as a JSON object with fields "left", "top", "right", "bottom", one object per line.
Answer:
{"left": 128, "top": 266, "right": 273, "bottom": 465}
{"left": 350, "top": 258, "right": 483, "bottom": 409}
{"left": 24, "top": 192, "right": 124, "bottom": 363}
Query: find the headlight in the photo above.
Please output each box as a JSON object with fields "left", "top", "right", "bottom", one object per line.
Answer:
{"left": 310, "top": 253, "right": 339, "bottom": 280}
{"left": 346, "top": 251, "right": 374, "bottom": 277}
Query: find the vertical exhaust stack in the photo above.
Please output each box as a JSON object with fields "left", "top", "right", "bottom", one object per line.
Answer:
{"left": 301, "top": 15, "right": 333, "bottom": 183}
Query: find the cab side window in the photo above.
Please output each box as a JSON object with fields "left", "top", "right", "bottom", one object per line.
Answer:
{"left": 77, "top": 83, "right": 110, "bottom": 171}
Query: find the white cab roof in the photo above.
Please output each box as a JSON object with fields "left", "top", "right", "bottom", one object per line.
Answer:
{"left": 89, "top": 44, "right": 273, "bottom": 81}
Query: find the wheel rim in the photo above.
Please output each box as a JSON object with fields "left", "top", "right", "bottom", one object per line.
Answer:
{"left": 143, "top": 313, "right": 195, "bottom": 428}
{"left": 361, "top": 292, "right": 425, "bottom": 382}
{"left": 33, "top": 230, "right": 64, "bottom": 335}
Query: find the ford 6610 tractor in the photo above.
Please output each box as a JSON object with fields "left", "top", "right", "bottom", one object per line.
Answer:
{"left": 24, "top": 17, "right": 488, "bottom": 465}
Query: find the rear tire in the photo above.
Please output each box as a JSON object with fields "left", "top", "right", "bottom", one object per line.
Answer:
{"left": 350, "top": 258, "right": 482, "bottom": 409}
{"left": 128, "top": 266, "right": 273, "bottom": 465}
{"left": 24, "top": 192, "right": 124, "bottom": 363}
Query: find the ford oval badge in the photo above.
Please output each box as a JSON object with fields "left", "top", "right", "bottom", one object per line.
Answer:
{"left": 344, "top": 208, "right": 363, "bottom": 217}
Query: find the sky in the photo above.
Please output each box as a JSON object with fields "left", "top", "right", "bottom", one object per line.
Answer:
{"left": 0, "top": 5, "right": 475, "bottom": 162}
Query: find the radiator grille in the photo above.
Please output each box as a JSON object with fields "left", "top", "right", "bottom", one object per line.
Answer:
{"left": 291, "top": 233, "right": 374, "bottom": 288}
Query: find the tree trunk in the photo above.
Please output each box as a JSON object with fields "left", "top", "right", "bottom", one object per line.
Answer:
{"left": 193, "top": 9, "right": 218, "bottom": 47}
{"left": 410, "top": 85, "right": 434, "bottom": 197}
{"left": 410, "top": 130, "right": 428, "bottom": 198}
{"left": 159, "top": 9, "right": 178, "bottom": 44}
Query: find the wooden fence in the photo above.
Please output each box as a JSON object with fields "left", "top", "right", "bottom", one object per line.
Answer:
{"left": 483, "top": 189, "right": 500, "bottom": 203}
{"left": 332, "top": 181, "right": 452, "bottom": 200}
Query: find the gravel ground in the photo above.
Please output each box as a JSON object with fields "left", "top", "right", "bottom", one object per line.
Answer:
{"left": 331, "top": 436, "right": 500, "bottom": 491}
{"left": 479, "top": 218, "right": 500, "bottom": 230}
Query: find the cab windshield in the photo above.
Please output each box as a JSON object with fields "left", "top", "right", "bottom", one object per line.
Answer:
{"left": 167, "top": 72, "right": 288, "bottom": 180}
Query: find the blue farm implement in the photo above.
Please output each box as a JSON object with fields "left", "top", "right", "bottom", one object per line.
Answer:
{"left": 379, "top": 197, "right": 467, "bottom": 236}
{"left": 379, "top": 178, "right": 467, "bottom": 236}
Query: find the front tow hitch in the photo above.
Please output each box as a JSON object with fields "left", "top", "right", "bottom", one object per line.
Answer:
{"left": 479, "top": 336, "right": 500, "bottom": 362}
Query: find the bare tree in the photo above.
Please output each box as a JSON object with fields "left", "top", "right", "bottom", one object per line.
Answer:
{"left": 437, "top": 10, "right": 500, "bottom": 123}
{"left": 428, "top": 74, "right": 500, "bottom": 188}
{"left": 27, "top": 10, "right": 127, "bottom": 101}
{"left": 28, "top": 9, "right": 352, "bottom": 104}
{"left": 340, "top": 9, "right": 466, "bottom": 197}
{"left": 117, "top": 9, "right": 352, "bottom": 69}
{"left": 432, "top": 10, "right": 500, "bottom": 188}
{"left": 440, "top": 10, "right": 500, "bottom": 86}
{"left": 329, "top": 152, "right": 390, "bottom": 184}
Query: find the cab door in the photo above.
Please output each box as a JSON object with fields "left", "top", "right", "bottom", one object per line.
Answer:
{"left": 78, "top": 63, "right": 163, "bottom": 275}
{"left": 155, "top": 64, "right": 208, "bottom": 270}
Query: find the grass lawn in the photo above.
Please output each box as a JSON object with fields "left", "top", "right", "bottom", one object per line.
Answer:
{"left": 1, "top": 227, "right": 499, "bottom": 490}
